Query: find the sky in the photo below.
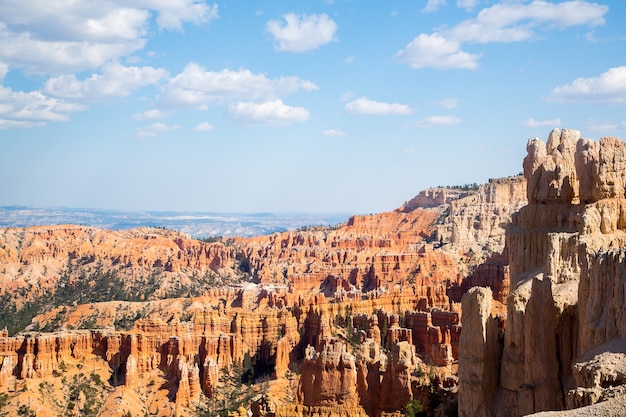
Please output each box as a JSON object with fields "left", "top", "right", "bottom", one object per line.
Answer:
{"left": 0, "top": 0, "right": 625, "bottom": 214}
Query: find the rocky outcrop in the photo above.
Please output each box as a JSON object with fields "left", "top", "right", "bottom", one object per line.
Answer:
{"left": 458, "top": 287, "right": 502, "bottom": 417}
{"left": 0, "top": 166, "right": 529, "bottom": 416}
{"left": 458, "top": 129, "right": 626, "bottom": 416}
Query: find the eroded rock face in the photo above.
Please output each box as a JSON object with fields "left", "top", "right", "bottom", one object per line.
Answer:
{"left": 458, "top": 287, "right": 502, "bottom": 417}
{"left": 459, "top": 129, "right": 626, "bottom": 417}
{"left": 0, "top": 169, "right": 528, "bottom": 416}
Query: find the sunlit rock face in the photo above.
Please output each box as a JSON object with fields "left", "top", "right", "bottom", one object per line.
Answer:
{"left": 0, "top": 157, "right": 530, "bottom": 416}
{"left": 459, "top": 129, "right": 626, "bottom": 417}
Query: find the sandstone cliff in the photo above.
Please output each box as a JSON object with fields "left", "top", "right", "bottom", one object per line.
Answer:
{"left": 458, "top": 129, "right": 626, "bottom": 417}
{"left": 0, "top": 170, "right": 528, "bottom": 417}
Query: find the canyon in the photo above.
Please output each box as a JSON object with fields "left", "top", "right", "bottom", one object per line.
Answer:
{"left": 0, "top": 172, "right": 525, "bottom": 416}
{"left": 2, "top": 128, "right": 624, "bottom": 417}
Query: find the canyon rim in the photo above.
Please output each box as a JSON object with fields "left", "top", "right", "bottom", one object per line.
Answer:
{"left": 0, "top": 129, "right": 624, "bottom": 417}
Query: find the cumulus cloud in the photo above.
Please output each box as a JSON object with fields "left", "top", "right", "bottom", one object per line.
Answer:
{"left": 0, "top": 62, "right": 7, "bottom": 82}
{"left": 0, "top": 24, "right": 147, "bottom": 75}
{"left": 522, "top": 117, "right": 561, "bottom": 128}
{"left": 159, "top": 63, "right": 318, "bottom": 108}
{"left": 323, "top": 129, "right": 346, "bottom": 137}
{"left": 150, "top": 1, "right": 218, "bottom": 31}
{"left": 345, "top": 97, "right": 412, "bottom": 115}
{"left": 422, "top": 0, "right": 447, "bottom": 13}
{"left": 266, "top": 13, "right": 337, "bottom": 53}
{"left": 136, "top": 122, "right": 181, "bottom": 137}
{"left": 395, "top": 33, "right": 480, "bottom": 70}
{"left": 193, "top": 121, "right": 215, "bottom": 131}
{"left": 0, "top": 85, "right": 86, "bottom": 125}
{"left": 0, "top": 1, "right": 218, "bottom": 74}
{"left": 546, "top": 66, "right": 626, "bottom": 104}
{"left": 457, "top": 0, "right": 478, "bottom": 11}
{"left": 227, "top": 100, "right": 310, "bottom": 126}
{"left": 398, "top": 0, "right": 608, "bottom": 70}
{"left": 44, "top": 62, "right": 167, "bottom": 101}
{"left": 415, "top": 115, "right": 461, "bottom": 128}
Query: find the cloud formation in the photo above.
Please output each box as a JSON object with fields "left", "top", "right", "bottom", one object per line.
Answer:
{"left": 0, "top": 85, "right": 86, "bottom": 127}
{"left": 44, "top": 62, "right": 168, "bottom": 101}
{"left": 422, "top": 0, "right": 447, "bottom": 13}
{"left": 266, "top": 13, "right": 338, "bottom": 52}
{"left": 395, "top": 33, "right": 480, "bottom": 69}
{"left": 136, "top": 122, "right": 181, "bottom": 137}
{"left": 547, "top": 66, "right": 626, "bottom": 104}
{"left": 227, "top": 100, "right": 310, "bottom": 126}
{"left": 323, "top": 129, "right": 346, "bottom": 137}
{"left": 398, "top": 0, "right": 608, "bottom": 70}
{"left": 0, "top": 1, "right": 218, "bottom": 74}
{"left": 193, "top": 122, "right": 215, "bottom": 132}
{"left": 345, "top": 97, "right": 412, "bottom": 115}
{"left": 159, "top": 63, "right": 318, "bottom": 108}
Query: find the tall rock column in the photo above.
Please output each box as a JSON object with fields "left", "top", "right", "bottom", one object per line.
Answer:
{"left": 458, "top": 287, "right": 502, "bottom": 417}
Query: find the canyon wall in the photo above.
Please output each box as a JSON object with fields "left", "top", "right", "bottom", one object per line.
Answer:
{"left": 459, "top": 129, "right": 626, "bottom": 417}
{"left": 0, "top": 169, "right": 528, "bottom": 416}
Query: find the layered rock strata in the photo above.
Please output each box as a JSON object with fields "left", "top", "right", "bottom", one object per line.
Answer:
{"left": 458, "top": 129, "right": 626, "bottom": 416}
{"left": 0, "top": 167, "right": 528, "bottom": 416}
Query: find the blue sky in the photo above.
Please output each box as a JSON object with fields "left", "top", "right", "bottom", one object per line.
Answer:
{"left": 0, "top": 0, "right": 625, "bottom": 214}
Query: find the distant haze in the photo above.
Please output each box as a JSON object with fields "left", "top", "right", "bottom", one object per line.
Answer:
{"left": 0, "top": 206, "right": 350, "bottom": 238}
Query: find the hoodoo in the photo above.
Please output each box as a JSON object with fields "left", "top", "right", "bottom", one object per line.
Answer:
{"left": 459, "top": 129, "right": 626, "bottom": 416}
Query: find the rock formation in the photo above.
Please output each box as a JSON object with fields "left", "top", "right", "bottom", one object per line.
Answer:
{"left": 458, "top": 129, "right": 626, "bottom": 416}
{"left": 0, "top": 166, "right": 528, "bottom": 416}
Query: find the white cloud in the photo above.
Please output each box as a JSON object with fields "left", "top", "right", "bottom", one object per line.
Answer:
{"left": 345, "top": 97, "right": 412, "bottom": 115}
{"left": 44, "top": 62, "right": 167, "bottom": 101}
{"left": 398, "top": 1, "right": 608, "bottom": 70}
{"left": 147, "top": 1, "right": 218, "bottom": 31}
{"left": 0, "top": 23, "right": 147, "bottom": 75}
{"left": 395, "top": 33, "right": 480, "bottom": 70}
{"left": 0, "top": 62, "right": 7, "bottom": 82}
{"left": 133, "top": 109, "right": 171, "bottom": 120}
{"left": 323, "top": 129, "right": 346, "bottom": 137}
{"left": 433, "top": 98, "right": 459, "bottom": 109}
{"left": 522, "top": 117, "right": 561, "bottom": 128}
{"left": 266, "top": 13, "right": 338, "bottom": 53}
{"left": 547, "top": 66, "right": 626, "bottom": 104}
{"left": 0, "top": 85, "right": 86, "bottom": 124}
{"left": 0, "top": 3, "right": 149, "bottom": 43}
{"left": 339, "top": 92, "right": 355, "bottom": 102}
{"left": 193, "top": 121, "right": 215, "bottom": 131}
{"left": 227, "top": 100, "right": 310, "bottom": 126}
{"left": 415, "top": 115, "right": 461, "bottom": 128}
{"left": 457, "top": 0, "right": 478, "bottom": 12}
{"left": 159, "top": 63, "right": 318, "bottom": 108}
{"left": 0, "top": 1, "right": 218, "bottom": 74}
{"left": 344, "top": 56, "right": 355, "bottom": 64}
{"left": 0, "top": 119, "right": 45, "bottom": 130}
{"left": 448, "top": 0, "right": 608, "bottom": 44}
{"left": 136, "top": 122, "right": 181, "bottom": 137}
{"left": 422, "top": 0, "right": 447, "bottom": 13}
